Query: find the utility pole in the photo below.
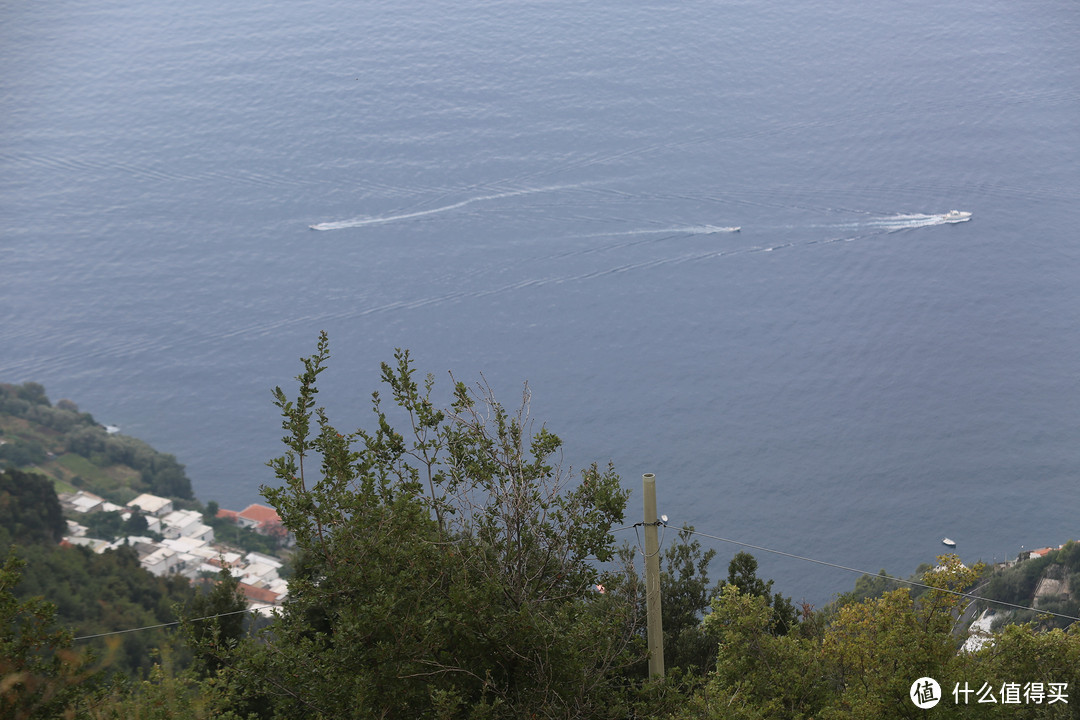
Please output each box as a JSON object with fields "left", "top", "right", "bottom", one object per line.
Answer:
{"left": 643, "top": 472, "right": 664, "bottom": 678}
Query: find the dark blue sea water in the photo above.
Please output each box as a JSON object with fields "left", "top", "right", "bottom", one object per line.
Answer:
{"left": 3, "top": 0, "right": 1078, "bottom": 604}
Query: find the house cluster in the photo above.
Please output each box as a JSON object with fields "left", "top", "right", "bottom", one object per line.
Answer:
{"left": 1019, "top": 545, "right": 1064, "bottom": 562}
{"left": 59, "top": 490, "right": 288, "bottom": 614}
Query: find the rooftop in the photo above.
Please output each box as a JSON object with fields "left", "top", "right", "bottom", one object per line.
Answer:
{"left": 238, "top": 581, "right": 281, "bottom": 605}
{"left": 127, "top": 493, "right": 172, "bottom": 514}
{"left": 238, "top": 504, "right": 282, "bottom": 526}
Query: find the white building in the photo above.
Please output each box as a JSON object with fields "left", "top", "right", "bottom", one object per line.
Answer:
{"left": 63, "top": 536, "right": 110, "bottom": 552}
{"left": 162, "top": 535, "right": 209, "bottom": 555}
{"left": 127, "top": 493, "right": 173, "bottom": 517}
{"left": 140, "top": 546, "right": 182, "bottom": 577}
{"left": 67, "top": 491, "right": 105, "bottom": 514}
{"left": 244, "top": 551, "right": 283, "bottom": 570}
{"left": 159, "top": 509, "right": 214, "bottom": 543}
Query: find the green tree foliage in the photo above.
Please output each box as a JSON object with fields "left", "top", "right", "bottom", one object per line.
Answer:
{"left": 0, "top": 472, "right": 193, "bottom": 676}
{"left": 0, "top": 439, "right": 47, "bottom": 469}
{"left": 0, "top": 383, "right": 193, "bottom": 500}
{"left": 181, "top": 569, "right": 249, "bottom": 677}
{"left": 679, "top": 555, "right": 1012, "bottom": 719}
{"left": 85, "top": 649, "right": 249, "bottom": 720}
{"left": 980, "top": 541, "right": 1080, "bottom": 631}
{"left": 80, "top": 511, "right": 150, "bottom": 543}
{"left": 956, "top": 622, "right": 1080, "bottom": 719}
{"left": 615, "top": 525, "right": 726, "bottom": 685}
{"left": 655, "top": 526, "right": 722, "bottom": 675}
{"left": 3, "top": 551, "right": 241, "bottom": 719}
{"left": 64, "top": 427, "right": 106, "bottom": 460}
{"left": 200, "top": 511, "right": 282, "bottom": 556}
{"left": 98, "top": 435, "right": 192, "bottom": 500}
{"left": 723, "top": 551, "right": 799, "bottom": 636}
{"left": 214, "top": 335, "right": 641, "bottom": 719}
{"left": 689, "top": 584, "right": 827, "bottom": 720}
{"left": 620, "top": 535, "right": 798, "bottom": 683}
{"left": 0, "top": 552, "right": 103, "bottom": 719}
{"left": 1, "top": 383, "right": 92, "bottom": 436}
{"left": 0, "top": 469, "right": 66, "bottom": 546}
{"left": 11, "top": 544, "right": 194, "bottom": 677}
{"left": 692, "top": 555, "right": 1078, "bottom": 719}
{"left": 831, "top": 569, "right": 903, "bottom": 609}
{"left": 820, "top": 556, "right": 983, "bottom": 718}
{"left": 14, "top": 382, "right": 49, "bottom": 407}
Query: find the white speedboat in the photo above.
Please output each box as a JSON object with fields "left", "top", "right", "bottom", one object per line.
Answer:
{"left": 942, "top": 537, "right": 956, "bottom": 548}
{"left": 942, "top": 210, "right": 972, "bottom": 223}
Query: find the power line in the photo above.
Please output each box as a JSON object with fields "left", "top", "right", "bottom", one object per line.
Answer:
{"left": 73, "top": 525, "right": 1078, "bottom": 641}
{"left": 73, "top": 606, "right": 275, "bottom": 642}
{"left": 675, "top": 525, "right": 1080, "bottom": 623}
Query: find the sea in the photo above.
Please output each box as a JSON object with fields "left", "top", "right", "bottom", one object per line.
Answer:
{"left": 2, "top": 0, "right": 1078, "bottom": 606}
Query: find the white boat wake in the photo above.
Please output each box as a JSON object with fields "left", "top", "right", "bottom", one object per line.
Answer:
{"left": 693, "top": 224, "right": 742, "bottom": 234}
{"left": 574, "top": 225, "right": 740, "bottom": 239}
{"left": 309, "top": 183, "right": 587, "bottom": 231}
{"left": 860, "top": 211, "right": 972, "bottom": 230}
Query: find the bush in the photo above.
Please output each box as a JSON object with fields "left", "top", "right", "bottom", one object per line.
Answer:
{"left": 0, "top": 439, "right": 47, "bottom": 468}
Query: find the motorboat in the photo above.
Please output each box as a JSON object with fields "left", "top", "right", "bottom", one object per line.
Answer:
{"left": 942, "top": 210, "right": 972, "bottom": 223}
{"left": 942, "top": 537, "right": 956, "bottom": 548}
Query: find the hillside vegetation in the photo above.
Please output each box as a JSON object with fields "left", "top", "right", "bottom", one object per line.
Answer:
{"left": 1, "top": 467, "right": 195, "bottom": 682}
{"left": 0, "top": 382, "right": 193, "bottom": 502}
{"left": 979, "top": 543, "right": 1080, "bottom": 630}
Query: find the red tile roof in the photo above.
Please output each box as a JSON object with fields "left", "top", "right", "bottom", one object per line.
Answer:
{"left": 238, "top": 504, "right": 281, "bottom": 526}
{"left": 238, "top": 582, "right": 281, "bottom": 605}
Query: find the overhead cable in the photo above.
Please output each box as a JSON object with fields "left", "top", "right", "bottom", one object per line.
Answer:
{"left": 73, "top": 606, "right": 274, "bottom": 642}
{"left": 680, "top": 526, "right": 1080, "bottom": 623}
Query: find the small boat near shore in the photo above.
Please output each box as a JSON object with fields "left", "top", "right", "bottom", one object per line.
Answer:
{"left": 942, "top": 537, "right": 956, "bottom": 548}
{"left": 942, "top": 210, "right": 972, "bottom": 223}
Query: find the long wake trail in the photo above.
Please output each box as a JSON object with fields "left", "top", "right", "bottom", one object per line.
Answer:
{"left": 309, "top": 183, "right": 589, "bottom": 231}
{"left": 0, "top": 211, "right": 970, "bottom": 376}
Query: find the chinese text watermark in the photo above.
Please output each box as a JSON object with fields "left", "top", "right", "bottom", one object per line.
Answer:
{"left": 911, "top": 678, "right": 1069, "bottom": 708}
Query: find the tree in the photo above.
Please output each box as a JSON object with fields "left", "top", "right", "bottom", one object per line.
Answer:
{"left": 217, "top": 335, "right": 641, "bottom": 718}
{"left": 678, "top": 555, "right": 1007, "bottom": 719}
{"left": 56, "top": 400, "right": 79, "bottom": 414}
{"left": 959, "top": 622, "right": 1080, "bottom": 718}
{"left": 181, "top": 568, "right": 248, "bottom": 677}
{"left": 15, "top": 383, "right": 49, "bottom": 407}
{"left": 656, "top": 525, "right": 722, "bottom": 675}
{"left": 11, "top": 543, "right": 195, "bottom": 678}
{"left": 0, "top": 469, "right": 66, "bottom": 546}
{"left": 724, "top": 551, "right": 799, "bottom": 635}
{"left": 0, "top": 440, "right": 47, "bottom": 469}
{"left": 0, "top": 553, "right": 102, "bottom": 719}
{"left": 685, "top": 585, "right": 827, "bottom": 720}
{"left": 820, "top": 555, "right": 982, "bottom": 718}
{"left": 86, "top": 649, "right": 242, "bottom": 720}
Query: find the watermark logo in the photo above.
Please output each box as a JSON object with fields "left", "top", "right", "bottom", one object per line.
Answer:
{"left": 910, "top": 677, "right": 1069, "bottom": 708}
{"left": 910, "top": 677, "right": 941, "bottom": 709}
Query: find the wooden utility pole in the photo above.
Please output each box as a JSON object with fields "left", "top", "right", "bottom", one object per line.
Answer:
{"left": 643, "top": 472, "right": 664, "bottom": 678}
